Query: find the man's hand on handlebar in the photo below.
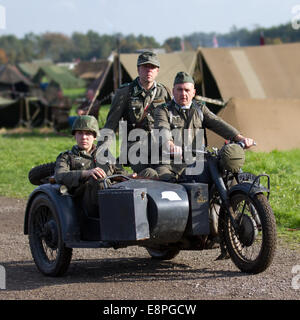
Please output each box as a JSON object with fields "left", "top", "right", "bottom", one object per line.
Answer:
{"left": 167, "top": 141, "right": 183, "bottom": 155}
{"left": 234, "top": 134, "right": 256, "bottom": 149}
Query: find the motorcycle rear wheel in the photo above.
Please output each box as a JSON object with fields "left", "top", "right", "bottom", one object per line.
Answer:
{"left": 222, "top": 192, "right": 276, "bottom": 274}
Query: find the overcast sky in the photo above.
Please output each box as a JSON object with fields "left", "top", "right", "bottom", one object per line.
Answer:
{"left": 0, "top": 0, "right": 299, "bottom": 43}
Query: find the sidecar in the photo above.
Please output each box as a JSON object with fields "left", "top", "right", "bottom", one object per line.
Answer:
{"left": 24, "top": 177, "right": 211, "bottom": 276}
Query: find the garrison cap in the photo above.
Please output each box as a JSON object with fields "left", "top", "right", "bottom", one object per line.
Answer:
{"left": 174, "top": 72, "right": 195, "bottom": 85}
{"left": 137, "top": 51, "right": 160, "bottom": 68}
{"left": 72, "top": 115, "right": 99, "bottom": 137}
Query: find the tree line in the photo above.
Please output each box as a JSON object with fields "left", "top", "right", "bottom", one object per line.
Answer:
{"left": 0, "top": 22, "right": 299, "bottom": 64}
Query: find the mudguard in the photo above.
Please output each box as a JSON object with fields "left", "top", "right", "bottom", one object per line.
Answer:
{"left": 228, "top": 182, "right": 269, "bottom": 199}
{"left": 24, "top": 184, "right": 81, "bottom": 244}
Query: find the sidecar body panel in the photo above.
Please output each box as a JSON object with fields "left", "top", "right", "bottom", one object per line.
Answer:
{"left": 181, "top": 183, "right": 210, "bottom": 236}
{"left": 109, "top": 179, "right": 190, "bottom": 244}
{"left": 98, "top": 187, "right": 149, "bottom": 241}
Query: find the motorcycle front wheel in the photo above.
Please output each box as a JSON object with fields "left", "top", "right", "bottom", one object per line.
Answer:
{"left": 222, "top": 192, "right": 276, "bottom": 274}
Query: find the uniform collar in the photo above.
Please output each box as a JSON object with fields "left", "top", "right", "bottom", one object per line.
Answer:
{"left": 72, "top": 144, "right": 96, "bottom": 157}
{"left": 173, "top": 99, "right": 193, "bottom": 111}
{"left": 133, "top": 77, "right": 157, "bottom": 97}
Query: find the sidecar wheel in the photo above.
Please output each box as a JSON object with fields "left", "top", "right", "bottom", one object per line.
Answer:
{"left": 28, "top": 194, "right": 73, "bottom": 276}
{"left": 222, "top": 193, "right": 276, "bottom": 274}
{"left": 146, "top": 247, "right": 180, "bottom": 260}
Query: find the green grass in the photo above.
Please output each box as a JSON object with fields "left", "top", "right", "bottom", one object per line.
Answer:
{"left": 0, "top": 130, "right": 73, "bottom": 198}
{"left": 243, "top": 149, "right": 300, "bottom": 229}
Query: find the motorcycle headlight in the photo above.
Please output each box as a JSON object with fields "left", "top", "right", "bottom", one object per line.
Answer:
{"left": 219, "top": 144, "right": 245, "bottom": 173}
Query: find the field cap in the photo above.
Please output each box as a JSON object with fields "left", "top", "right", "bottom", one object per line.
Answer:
{"left": 174, "top": 71, "right": 195, "bottom": 85}
{"left": 137, "top": 51, "right": 160, "bottom": 68}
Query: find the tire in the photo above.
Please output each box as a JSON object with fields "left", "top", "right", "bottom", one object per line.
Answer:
{"left": 146, "top": 247, "right": 180, "bottom": 260}
{"left": 28, "top": 194, "right": 73, "bottom": 276}
{"left": 222, "top": 192, "right": 276, "bottom": 274}
{"left": 28, "top": 162, "right": 56, "bottom": 185}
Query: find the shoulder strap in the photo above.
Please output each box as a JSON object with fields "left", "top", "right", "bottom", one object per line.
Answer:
{"left": 157, "top": 82, "right": 172, "bottom": 98}
{"left": 193, "top": 101, "right": 204, "bottom": 122}
{"left": 165, "top": 101, "right": 175, "bottom": 125}
{"left": 193, "top": 102, "right": 207, "bottom": 147}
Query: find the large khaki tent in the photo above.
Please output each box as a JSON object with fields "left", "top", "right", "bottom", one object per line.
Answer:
{"left": 200, "top": 43, "right": 300, "bottom": 151}
{"left": 206, "top": 98, "right": 300, "bottom": 151}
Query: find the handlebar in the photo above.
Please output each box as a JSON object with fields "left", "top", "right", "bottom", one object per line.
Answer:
{"left": 163, "top": 140, "right": 257, "bottom": 157}
{"left": 236, "top": 141, "right": 257, "bottom": 149}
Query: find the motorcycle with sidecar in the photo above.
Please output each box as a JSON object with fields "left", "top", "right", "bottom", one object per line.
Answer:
{"left": 24, "top": 142, "right": 277, "bottom": 276}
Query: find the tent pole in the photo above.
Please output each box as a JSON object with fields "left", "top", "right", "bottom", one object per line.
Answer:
{"left": 199, "top": 52, "right": 206, "bottom": 97}
{"left": 86, "top": 61, "right": 112, "bottom": 116}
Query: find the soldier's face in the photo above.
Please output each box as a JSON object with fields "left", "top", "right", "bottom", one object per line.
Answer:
{"left": 138, "top": 64, "right": 159, "bottom": 84}
{"left": 173, "top": 82, "right": 196, "bottom": 106}
{"left": 75, "top": 130, "right": 96, "bottom": 152}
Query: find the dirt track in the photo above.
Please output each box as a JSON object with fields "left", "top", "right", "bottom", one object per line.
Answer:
{"left": 0, "top": 196, "right": 299, "bottom": 301}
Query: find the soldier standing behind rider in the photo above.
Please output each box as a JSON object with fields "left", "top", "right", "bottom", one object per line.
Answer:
{"left": 97, "top": 51, "right": 171, "bottom": 174}
{"left": 153, "top": 72, "right": 255, "bottom": 182}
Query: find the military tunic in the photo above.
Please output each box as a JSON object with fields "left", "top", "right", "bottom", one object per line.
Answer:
{"left": 153, "top": 99, "right": 240, "bottom": 181}
{"left": 54, "top": 144, "right": 119, "bottom": 191}
{"left": 98, "top": 77, "right": 171, "bottom": 173}
{"left": 55, "top": 144, "right": 127, "bottom": 217}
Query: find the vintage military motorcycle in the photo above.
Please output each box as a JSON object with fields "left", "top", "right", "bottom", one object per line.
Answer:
{"left": 24, "top": 142, "right": 276, "bottom": 277}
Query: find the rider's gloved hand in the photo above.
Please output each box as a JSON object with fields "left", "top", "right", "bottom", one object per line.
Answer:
{"left": 234, "top": 134, "right": 256, "bottom": 149}
{"left": 168, "top": 141, "right": 183, "bottom": 155}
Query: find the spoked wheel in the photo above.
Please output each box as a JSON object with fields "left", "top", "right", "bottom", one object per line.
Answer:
{"left": 28, "top": 194, "right": 73, "bottom": 276}
{"left": 223, "top": 192, "right": 276, "bottom": 274}
{"left": 146, "top": 247, "right": 180, "bottom": 260}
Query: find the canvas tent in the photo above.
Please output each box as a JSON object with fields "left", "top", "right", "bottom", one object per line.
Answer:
{"left": 74, "top": 60, "right": 111, "bottom": 84}
{"left": 18, "top": 59, "right": 53, "bottom": 79}
{"left": 199, "top": 42, "right": 300, "bottom": 101}
{"left": 206, "top": 97, "right": 300, "bottom": 151}
{"left": 0, "top": 95, "right": 50, "bottom": 128}
{"left": 199, "top": 43, "right": 300, "bottom": 151}
{"left": 33, "top": 65, "right": 85, "bottom": 90}
{"left": 0, "top": 64, "right": 33, "bottom": 95}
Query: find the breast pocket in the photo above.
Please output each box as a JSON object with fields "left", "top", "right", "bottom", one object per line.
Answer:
{"left": 193, "top": 117, "right": 203, "bottom": 129}
{"left": 72, "top": 158, "right": 87, "bottom": 170}
{"left": 171, "top": 116, "right": 185, "bottom": 129}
